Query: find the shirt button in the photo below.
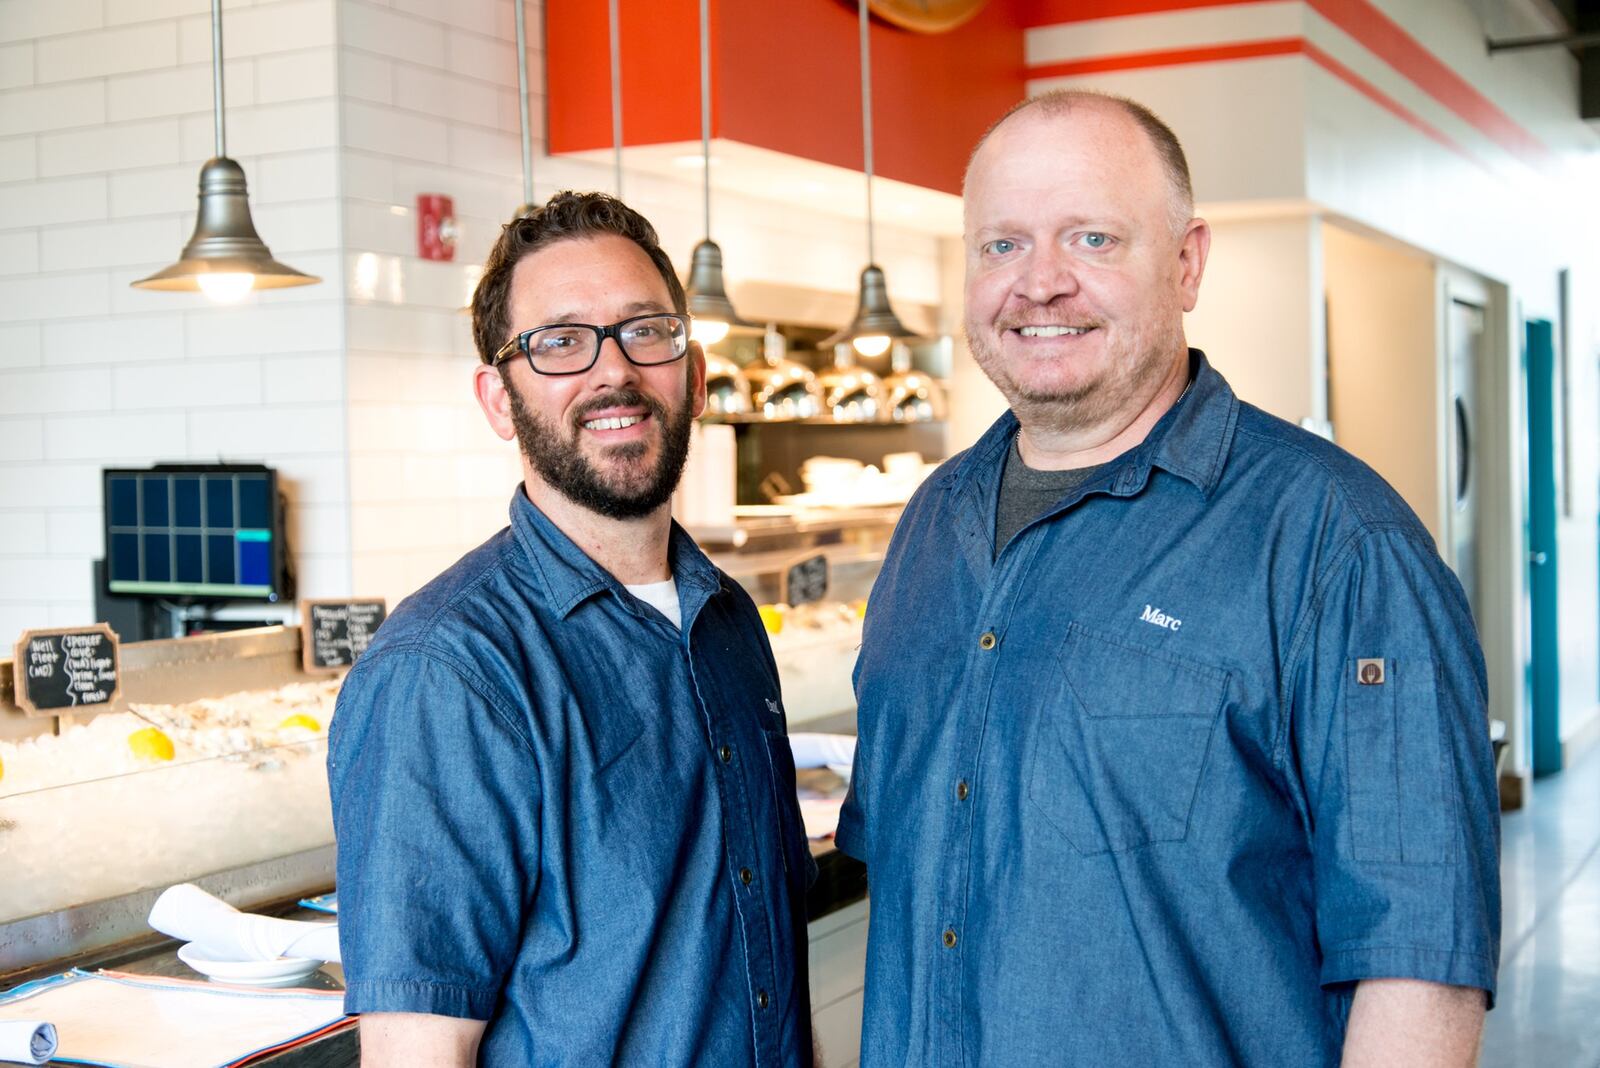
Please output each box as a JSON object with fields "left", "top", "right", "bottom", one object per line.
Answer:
{"left": 740, "top": 867, "right": 753, "bottom": 886}
{"left": 978, "top": 632, "right": 997, "bottom": 651}
{"left": 956, "top": 780, "right": 969, "bottom": 801}
{"left": 718, "top": 744, "right": 733, "bottom": 764}
{"left": 942, "top": 928, "right": 958, "bottom": 949}
{"left": 756, "top": 989, "right": 769, "bottom": 1009}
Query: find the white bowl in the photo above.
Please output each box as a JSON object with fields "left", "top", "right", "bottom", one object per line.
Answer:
{"left": 177, "top": 942, "right": 325, "bottom": 988}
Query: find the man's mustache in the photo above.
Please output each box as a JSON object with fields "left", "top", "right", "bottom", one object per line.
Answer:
{"left": 569, "top": 389, "right": 667, "bottom": 430}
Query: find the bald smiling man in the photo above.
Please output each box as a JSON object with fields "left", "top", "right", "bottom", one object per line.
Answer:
{"left": 836, "top": 91, "right": 1499, "bottom": 1067}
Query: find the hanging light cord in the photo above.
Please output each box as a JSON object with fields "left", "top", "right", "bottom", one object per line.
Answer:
{"left": 858, "top": 0, "right": 875, "bottom": 267}
{"left": 210, "top": 0, "right": 226, "bottom": 158}
{"left": 609, "top": 0, "right": 624, "bottom": 198}
{"left": 514, "top": 0, "right": 533, "bottom": 208}
{"left": 699, "top": 0, "right": 712, "bottom": 240}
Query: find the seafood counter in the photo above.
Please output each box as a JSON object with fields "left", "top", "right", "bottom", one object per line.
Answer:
{"left": 2, "top": 625, "right": 872, "bottom": 978}
{"left": 0, "top": 679, "right": 338, "bottom": 929}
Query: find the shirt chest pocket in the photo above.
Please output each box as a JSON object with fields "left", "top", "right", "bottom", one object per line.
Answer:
{"left": 1027, "top": 623, "right": 1229, "bottom": 855}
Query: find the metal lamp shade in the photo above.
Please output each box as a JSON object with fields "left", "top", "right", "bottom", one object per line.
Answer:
{"left": 742, "top": 361, "right": 822, "bottom": 420}
{"left": 882, "top": 341, "right": 947, "bottom": 422}
{"left": 131, "top": 158, "right": 319, "bottom": 291}
{"left": 684, "top": 239, "right": 753, "bottom": 329}
{"left": 819, "top": 365, "right": 885, "bottom": 422}
{"left": 703, "top": 351, "right": 753, "bottom": 417}
{"left": 822, "top": 265, "right": 920, "bottom": 349}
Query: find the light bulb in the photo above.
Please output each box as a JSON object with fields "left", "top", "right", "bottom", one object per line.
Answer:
{"left": 852, "top": 334, "right": 892, "bottom": 358}
{"left": 197, "top": 272, "right": 255, "bottom": 303}
{"left": 691, "top": 318, "right": 731, "bottom": 345}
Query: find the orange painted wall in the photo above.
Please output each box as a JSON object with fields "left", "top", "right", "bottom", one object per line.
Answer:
{"left": 545, "top": 0, "right": 1026, "bottom": 195}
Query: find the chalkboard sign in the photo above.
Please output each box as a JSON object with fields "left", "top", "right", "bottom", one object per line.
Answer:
{"left": 12, "top": 624, "right": 121, "bottom": 717}
{"left": 781, "top": 553, "right": 830, "bottom": 607}
{"left": 301, "top": 599, "right": 387, "bottom": 672}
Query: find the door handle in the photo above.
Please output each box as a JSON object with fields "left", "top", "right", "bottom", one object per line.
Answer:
{"left": 1529, "top": 552, "right": 1549, "bottom": 566}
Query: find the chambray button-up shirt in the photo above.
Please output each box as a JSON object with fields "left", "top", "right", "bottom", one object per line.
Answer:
{"left": 837, "top": 352, "right": 1499, "bottom": 1066}
{"left": 329, "top": 489, "right": 813, "bottom": 1066}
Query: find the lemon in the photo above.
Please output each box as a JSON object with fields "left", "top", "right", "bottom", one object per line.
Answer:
{"left": 757, "top": 604, "right": 785, "bottom": 636}
{"left": 127, "top": 727, "right": 175, "bottom": 762}
{"left": 278, "top": 713, "right": 321, "bottom": 733}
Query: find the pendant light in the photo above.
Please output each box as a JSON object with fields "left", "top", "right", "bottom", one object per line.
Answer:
{"left": 683, "top": 0, "right": 750, "bottom": 347}
{"left": 609, "top": 0, "right": 624, "bottom": 198}
{"left": 131, "top": 0, "right": 317, "bottom": 302}
{"left": 823, "top": 0, "right": 920, "bottom": 357}
{"left": 512, "top": 0, "right": 536, "bottom": 218}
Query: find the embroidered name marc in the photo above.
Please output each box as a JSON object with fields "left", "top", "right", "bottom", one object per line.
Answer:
{"left": 1140, "top": 604, "right": 1182, "bottom": 631}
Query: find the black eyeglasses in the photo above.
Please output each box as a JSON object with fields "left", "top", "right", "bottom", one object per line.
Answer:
{"left": 492, "top": 313, "right": 691, "bottom": 376}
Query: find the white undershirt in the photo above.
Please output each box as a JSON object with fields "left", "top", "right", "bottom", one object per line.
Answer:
{"left": 624, "top": 577, "right": 681, "bottom": 629}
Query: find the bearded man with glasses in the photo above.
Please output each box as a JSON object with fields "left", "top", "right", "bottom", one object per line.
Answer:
{"left": 328, "top": 191, "right": 815, "bottom": 1067}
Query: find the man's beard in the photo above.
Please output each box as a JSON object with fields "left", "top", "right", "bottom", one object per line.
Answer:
{"left": 965, "top": 298, "right": 1184, "bottom": 437}
{"left": 505, "top": 375, "right": 694, "bottom": 520}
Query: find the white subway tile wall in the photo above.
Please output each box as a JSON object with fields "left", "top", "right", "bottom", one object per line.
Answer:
{"left": 1, "top": 0, "right": 350, "bottom": 637}
{"left": 0, "top": 0, "right": 105, "bottom": 46}
{"left": 0, "top": 137, "right": 37, "bottom": 183}
{"left": 0, "top": 230, "right": 39, "bottom": 275}
{"left": 0, "top": 323, "right": 43, "bottom": 369}
{"left": 43, "top": 315, "right": 185, "bottom": 367}
{"left": 35, "top": 22, "right": 181, "bottom": 84}
{"left": 2, "top": 0, "right": 949, "bottom": 637}
{"left": 38, "top": 120, "right": 185, "bottom": 178}
{"left": 0, "top": 42, "right": 35, "bottom": 91}
{"left": 0, "top": 420, "right": 44, "bottom": 464}
{"left": 108, "top": 61, "right": 255, "bottom": 125}
{"left": 0, "top": 510, "right": 48, "bottom": 555}
{"left": 337, "top": 0, "right": 535, "bottom": 607}
{"left": 0, "top": 82, "right": 106, "bottom": 137}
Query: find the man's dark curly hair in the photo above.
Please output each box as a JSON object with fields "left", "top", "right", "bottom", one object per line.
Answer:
{"left": 470, "top": 191, "right": 687, "bottom": 365}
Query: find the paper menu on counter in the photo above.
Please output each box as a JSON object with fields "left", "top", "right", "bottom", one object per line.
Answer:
{"left": 0, "top": 969, "right": 351, "bottom": 1068}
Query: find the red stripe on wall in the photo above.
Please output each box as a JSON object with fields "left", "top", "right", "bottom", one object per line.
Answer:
{"left": 1303, "top": 0, "right": 1553, "bottom": 166}
{"left": 1299, "top": 41, "right": 1484, "bottom": 167}
{"left": 1017, "top": 0, "right": 1275, "bottom": 22}
{"left": 1028, "top": 37, "right": 1301, "bottom": 79}
{"left": 1028, "top": 34, "right": 1486, "bottom": 170}
{"left": 1020, "top": 0, "right": 1552, "bottom": 168}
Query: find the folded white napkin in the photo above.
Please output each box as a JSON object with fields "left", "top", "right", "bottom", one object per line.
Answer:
{"left": 0, "top": 1019, "right": 57, "bottom": 1065}
{"left": 148, "top": 884, "right": 341, "bottom": 963}
{"left": 788, "top": 732, "right": 856, "bottom": 769}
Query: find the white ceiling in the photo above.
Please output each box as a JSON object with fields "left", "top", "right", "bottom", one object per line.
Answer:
{"left": 559, "top": 138, "right": 966, "bottom": 239}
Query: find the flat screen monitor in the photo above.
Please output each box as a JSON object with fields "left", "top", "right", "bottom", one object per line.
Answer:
{"left": 102, "top": 464, "right": 287, "bottom": 602}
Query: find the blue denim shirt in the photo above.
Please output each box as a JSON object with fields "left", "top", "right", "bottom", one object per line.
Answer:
{"left": 329, "top": 489, "right": 814, "bottom": 1066}
{"left": 836, "top": 352, "right": 1499, "bottom": 1066}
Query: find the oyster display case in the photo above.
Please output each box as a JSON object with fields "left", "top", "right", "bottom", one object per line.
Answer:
{"left": 0, "top": 510, "right": 891, "bottom": 980}
{"left": 0, "top": 627, "right": 338, "bottom": 978}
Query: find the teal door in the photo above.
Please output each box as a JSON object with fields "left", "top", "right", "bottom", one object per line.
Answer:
{"left": 1526, "top": 318, "right": 1561, "bottom": 776}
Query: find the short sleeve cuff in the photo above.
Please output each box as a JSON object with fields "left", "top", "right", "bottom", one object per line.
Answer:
{"left": 833, "top": 812, "right": 865, "bottom": 862}
{"left": 1322, "top": 946, "right": 1497, "bottom": 1007}
{"left": 343, "top": 978, "right": 500, "bottom": 1021}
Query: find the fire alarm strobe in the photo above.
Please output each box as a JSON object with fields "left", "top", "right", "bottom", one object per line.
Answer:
{"left": 417, "top": 193, "right": 458, "bottom": 262}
